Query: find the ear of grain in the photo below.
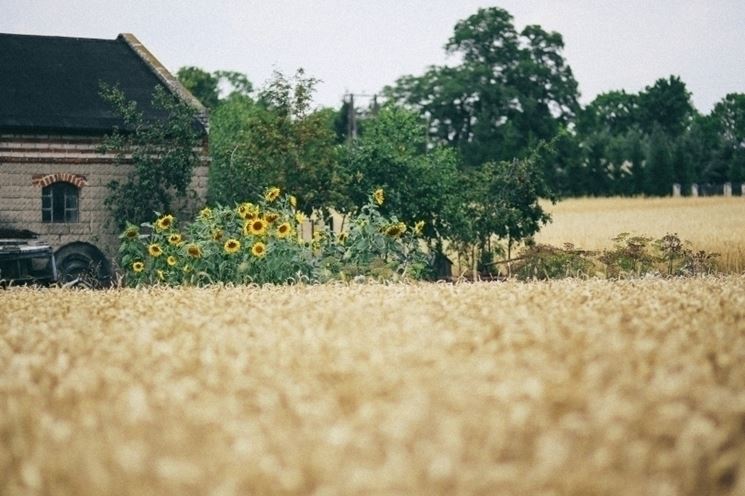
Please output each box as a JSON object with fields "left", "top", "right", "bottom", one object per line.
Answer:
{"left": 1, "top": 279, "right": 744, "bottom": 495}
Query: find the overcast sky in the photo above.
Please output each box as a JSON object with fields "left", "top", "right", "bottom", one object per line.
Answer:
{"left": 2, "top": 0, "right": 744, "bottom": 113}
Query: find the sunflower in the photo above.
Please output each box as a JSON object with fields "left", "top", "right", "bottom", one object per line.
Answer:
{"left": 276, "top": 222, "right": 292, "bottom": 239}
{"left": 167, "top": 255, "right": 177, "bottom": 267}
{"left": 168, "top": 233, "right": 183, "bottom": 246}
{"left": 186, "top": 243, "right": 203, "bottom": 258}
{"left": 414, "top": 220, "right": 425, "bottom": 235}
{"left": 251, "top": 241, "right": 266, "bottom": 257}
{"left": 246, "top": 218, "right": 268, "bottom": 236}
{"left": 124, "top": 226, "right": 139, "bottom": 239}
{"left": 212, "top": 229, "right": 224, "bottom": 241}
{"left": 385, "top": 222, "right": 406, "bottom": 237}
{"left": 295, "top": 212, "right": 306, "bottom": 224}
{"left": 237, "top": 202, "right": 259, "bottom": 220}
{"left": 198, "top": 207, "right": 213, "bottom": 220}
{"left": 155, "top": 214, "right": 174, "bottom": 231}
{"left": 132, "top": 261, "right": 144, "bottom": 273}
{"left": 264, "top": 212, "right": 279, "bottom": 224}
{"left": 373, "top": 188, "right": 384, "bottom": 206}
{"left": 224, "top": 239, "right": 241, "bottom": 254}
{"left": 264, "top": 186, "right": 281, "bottom": 203}
{"left": 148, "top": 243, "right": 163, "bottom": 257}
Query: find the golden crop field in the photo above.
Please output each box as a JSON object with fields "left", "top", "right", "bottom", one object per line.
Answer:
{"left": 2, "top": 279, "right": 745, "bottom": 495}
{"left": 535, "top": 196, "right": 745, "bottom": 273}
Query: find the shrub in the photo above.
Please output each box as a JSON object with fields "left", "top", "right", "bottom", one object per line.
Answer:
{"left": 319, "top": 189, "right": 431, "bottom": 281}
{"left": 513, "top": 243, "right": 596, "bottom": 280}
{"left": 599, "top": 233, "right": 657, "bottom": 278}
{"left": 599, "top": 232, "right": 719, "bottom": 278}
{"left": 511, "top": 233, "right": 720, "bottom": 281}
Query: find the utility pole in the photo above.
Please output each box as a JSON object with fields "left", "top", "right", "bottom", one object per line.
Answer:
{"left": 346, "top": 93, "right": 356, "bottom": 143}
{"left": 344, "top": 92, "right": 381, "bottom": 143}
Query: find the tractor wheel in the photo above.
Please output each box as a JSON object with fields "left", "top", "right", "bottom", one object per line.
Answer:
{"left": 55, "top": 243, "right": 112, "bottom": 288}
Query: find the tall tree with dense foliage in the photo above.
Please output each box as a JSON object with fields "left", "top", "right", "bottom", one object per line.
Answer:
{"left": 644, "top": 124, "right": 674, "bottom": 196}
{"left": 575, "top": 76, "right": 697, "bottom": 196}
{"left": 576, "top": 90, "right": 638, "bottom": 137}
{"left": 711, "top": 93, "right": 745, "bottom": 183}
{"left": 385, "top": 7, "right": 579, "bottom": 169}
{"left": 637, "top": 76, "right": 695, "bottom": 138}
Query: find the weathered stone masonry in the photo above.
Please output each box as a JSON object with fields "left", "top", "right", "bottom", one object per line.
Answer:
{"left": 0, "top": 133, "right": 208, "bottom": 258}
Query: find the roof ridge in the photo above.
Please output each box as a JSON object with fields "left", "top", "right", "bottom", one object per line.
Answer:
{"left": 117, "top": 33, "right": 208, "bottom": 130}
{"left": 0, "top": 32, "right": 116, "bottom": 43}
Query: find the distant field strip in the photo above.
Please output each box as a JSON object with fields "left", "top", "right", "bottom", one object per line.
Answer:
{"left": 2, "top": 280, "right": 745, "bottom": 495}
{"left": 536, "top": 197, "right": 745, "bottom": 272}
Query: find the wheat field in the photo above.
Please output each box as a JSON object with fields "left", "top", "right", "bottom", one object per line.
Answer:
{"left": 2, "top": 279, "right": 745, "bottom": 495}
{"left": 535, "top": 196, "right": 745, "bottom": 272}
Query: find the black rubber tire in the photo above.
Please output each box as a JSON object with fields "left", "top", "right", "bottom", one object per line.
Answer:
{"left": 55, "top": 243, "right": 112, "bottom": 288}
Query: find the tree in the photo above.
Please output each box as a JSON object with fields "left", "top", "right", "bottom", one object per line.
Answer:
{"left": 637, "top": 76, "right": 694, "bottom": 137}
{"left": 712, "top": 93, "right": 745, "bottom": 146}
{"left": 644, "top": 124, "right": 674, "bottom": 196}
{"left": 385, "top": 7, "right": 579, "bottom": 168}
{"left": 99, "top": 84, "right": 205, "bottom": 227}
{"left": 176, "top": 66, "right": 220, "bottom": 109}
{"left": 207, "top": 69, "right": 343, "bottom": 213}
{"left": 711, "top": 93, "right": 745, "bottom": 183}
{"left": 625, "top": 129, "right": 646, "bottom": 195}
{"left": 671, "top": 137, "right": 694, "bottom": 193}
{"left": 577, "top": 90, "right": 638, "bottom": 136}
{"left": 582, "top": 130, "right": 611, "bottom": 196}
{"left": 576, "top": 77, "right": 696, "bottom": 196}
{"left": 205, "top": 91, "right": 256, "bottom": 204}
{"left": 341, "top": 106, "right": 460, "bottom": 247}
{"left": 463, "top": 147, "right": 556, "bottom": 267}
{"left": 539, "top": 128, "right": 583, "bottom": 196}
{"left": 177, "top": 67, "right": 254, "bottom": 109}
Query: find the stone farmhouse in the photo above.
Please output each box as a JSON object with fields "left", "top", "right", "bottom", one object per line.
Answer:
{"left": 0, "top": 32, "right": 208, "bottom": 283}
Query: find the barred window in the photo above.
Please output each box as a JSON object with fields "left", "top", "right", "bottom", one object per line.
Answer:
{"left": 42, "top": 182, "right": 79, "bottom": 223}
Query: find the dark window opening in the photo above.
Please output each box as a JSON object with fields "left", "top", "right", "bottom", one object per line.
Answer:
{"left": 42, "top": 182, "right": 79, "bottom": 223}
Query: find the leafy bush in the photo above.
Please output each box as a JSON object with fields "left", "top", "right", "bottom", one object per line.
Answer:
{"left": 599, "top": 232, "right": 719, "bottom": 278}
{"left": 319, "top": 189, "right": 431, "bottom": 281}
{"left": 512, "top": 243, "right": 596, "bottom": 280}
{"left": 656, "top": 233, "right": 719, "bottom": 276}
{"left": 118, "top": 188, "right": 429, "bottom": 286}
{"left": 512, "top": 233, "right": 719, "bottom": 280}
{"left": 599, "top": 233, "right": 656, "bottom": 278}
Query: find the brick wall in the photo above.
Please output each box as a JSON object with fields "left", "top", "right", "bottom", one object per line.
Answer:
{"left": 0, "top": 133, "right": 208, "bottom": 259}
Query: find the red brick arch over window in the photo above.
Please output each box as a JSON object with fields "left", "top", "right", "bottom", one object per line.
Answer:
{"left": 32, "top": 173, "right": 88, "bottom": 188}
